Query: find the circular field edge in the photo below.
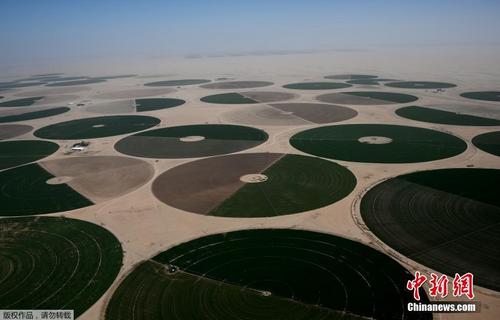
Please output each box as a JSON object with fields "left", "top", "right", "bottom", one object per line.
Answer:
{"left": 289, "top": 124, "right": 467, "bottom": 163}
{"left": 33, "top": 115, "right": 161, "bottom": 140}
{"left": 105, "top": 228, "right": 430, "bottom": 320}
{"left": 472, "top": 131, "right": 500, "bottom": 156}
{"left": 0, "top": 216, "right": 123, "bottom": 317}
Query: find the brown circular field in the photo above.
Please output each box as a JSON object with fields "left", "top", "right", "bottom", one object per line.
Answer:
{"left": 0, "top": 124, "right": 33, "bottom": 140}
{"left": 0, "top": 155, "right": 154, "bottom": 216}
{"left": 152, "top": 153, "right": 356, "bottom": 217}
{"left": 201, "top": 81, "right": 274, "bottom": 89}
{"left": 317, "top": 91, "right": 418, "bottom": 105}
{"left": 92, "top": 88, "right": 176, "bottom": 99}
{"left": 223, "top": 103, "right": 357, "bottom": 126}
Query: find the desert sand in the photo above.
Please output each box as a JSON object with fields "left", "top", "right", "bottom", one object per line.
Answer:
{"left": 0, "top": 48, "right": 499, "bottom": 319}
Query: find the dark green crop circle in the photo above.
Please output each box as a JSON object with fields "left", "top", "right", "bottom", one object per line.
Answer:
{"left": 115, "top": 124, "right": 268, "bottom": 158}
{"left": 290, "top": 124, "right": 467, "bottom": 163}
{"left": 283, "top": 82, "right": 351, "bottom": 90}
{"left": 34, "top": 115, "right": 160, "bottom": 139}
{"left": 472, "top": 131, "right": 500, "bottom": 156}
{"left": 0, "top": 216, "right": 123, "bottom": 317}
{"left": 0, "top": 140, "right": 59, "bottom": 170}
{"left": 105, "top": 229, "right": 430, "bottom": 320}
{"left": 385, "top": 81, "right": 456, "bottom": 89}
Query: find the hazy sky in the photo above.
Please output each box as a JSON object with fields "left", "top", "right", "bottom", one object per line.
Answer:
{"left": 1, "top": 0, "right": 500, "bottom": 64}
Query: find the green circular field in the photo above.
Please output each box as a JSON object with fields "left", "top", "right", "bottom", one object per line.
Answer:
{"left": 45, "top": 78, "right": 106, "bottom": 86}
{"left": 34, "top": 115, "right": 160, "bottom": 140}
{"left": 45, "top": 76, "right": 88, "bottom": 82}
{"left": 385, "top": 81, "right": 456, "bottom": 89}
{"left": 135, "top": 98, "right": 185, "bottom": 112}
{"left": 346, "top": 79, "right": 380, "bottom": 85}
{"left": 283, "top": 82, "right": 352, "bottom": 90}
{"left": 200, "top": 92, "right": 258, "bottom": 104}
{"left": 144, "top": 79, "right": 211, "bottom": 86}
{"left": 0, "top": 217, "right": 123, "bottom": 318}
{"left": 472, "top": 131, "right": 500, "bottom": 156}
{"left": 0, "top": 163, "right": 93, "bottom": 216}
{"left": 290, "top": 124, "right": 467, "bottom": 163}
{"left": 201, "top": 81, "right": 273, "bottom": 89}
{"left": 0, "top": 81, "right": 46, "bottom": 90}
{"left": 152, "top": 153, "right": 356, "bottom": 217}
{"left": 0, "top": 96, "right": 44, "bottom": 108}
{"left": 361, "top": 168, "right": 500, "bottom": 292}
{"left": 325, "top": 74, "right": 378, "bottom": 80}
{"left": 115, "top": 124, "right": 268, "bottom": 158}
{"left": 346, "top": 78, "right": 396, "bottom": 85}
{"left": 0, "top": 107, "right": 70, "bottom": 123}
{"left": 105, "top": 229, "right": 430, "bottom": 320}
{"left": 0, "top": 140, "right": 59, "bottom": 170}
{"left": 396, "top": 106, "right": 500, "bottom": 126}
{"left": 317, "top": 91, "right": 418, "bottom": 105}
{"left": 460, "top": 91, "right": 500, "bottom": 102}
{"left": 0, "top": 156, "right": 153, "bottom": 216}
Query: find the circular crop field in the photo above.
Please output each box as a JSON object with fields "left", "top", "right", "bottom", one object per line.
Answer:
{"left": 0, "top": 124, "right": 33, "bottom": 140}
{"left": 144, "top": 79, "right": 211, "bottom": 86}
{"left": 201, "top": 92, "right": 259, "bottom": 104}
{"left": 472, "top": 131, "right": 500, "bottom": 156}
{"left": 290, "top": 124, "right": 467, "bottom": 163}
{"left": 105, "top": 229, "right": 430, "bottom": 320}
{"left": 361, "top": 168, "right": 500, "bottom": 292}
{"left": 135, "top": 98, "right": 185, "bottom": 112}
{"left": 115, "top": 124, "right": 268, "bottom": 159}
{"left": 152, "top": 153, "right": 356, "bottom": 217}
{"left": 224, "top": 103, "right": 357, "bottom": 126}
{"left": 396, "top": 106, "right": 500, "bottom": 126}
{"left": 46, "top": 78, "right": 106, "bottom": 86}
{"left": 34, "top": 115, "right": 160, "bottom": 139}
{"left": 0, "top": 106, "right": 70, "bottom": 123}
{"left": 0, "top": 96, "right": 44, "bottom": 108}
{"left": 325, "top": 74, "right": 378, "bottom": 80}
{"left": 317, "top": 91, "right": 418, "bottom": 105}
{"left": 0, "top": 140, "right": 59, "bottom": 170}
{"left": 0, "top": 156, "right": 153, "bottom": 216}
{"left": 201, "top": 80, "right": 273, "bottom": 89}
{"left": 0, "top": 216, "right": 123, "bottom": 318}
{"left": 87, "top": 98, "right": 185, "bottom": 114}
{"left": 346, "top": 78, "right": 396, "bottom": 85}
{"left": 283, "top": 82, "right": 352, "bottom": 90}
{"left": 0, "top": 81, "right": 46, "bottom": 90}
{"left": 460, "top": 91, "right": 500, "bottom": 102}
{"left": 385, "top": 81, "right": 456, "bottom": 89}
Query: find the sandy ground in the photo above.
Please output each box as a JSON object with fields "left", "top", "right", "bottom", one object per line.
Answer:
{"left": 86, "top": 100, "right": 136, "bottom": 114}
{"left": 0, "top": 49, "right": 499, "bottom": 319}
